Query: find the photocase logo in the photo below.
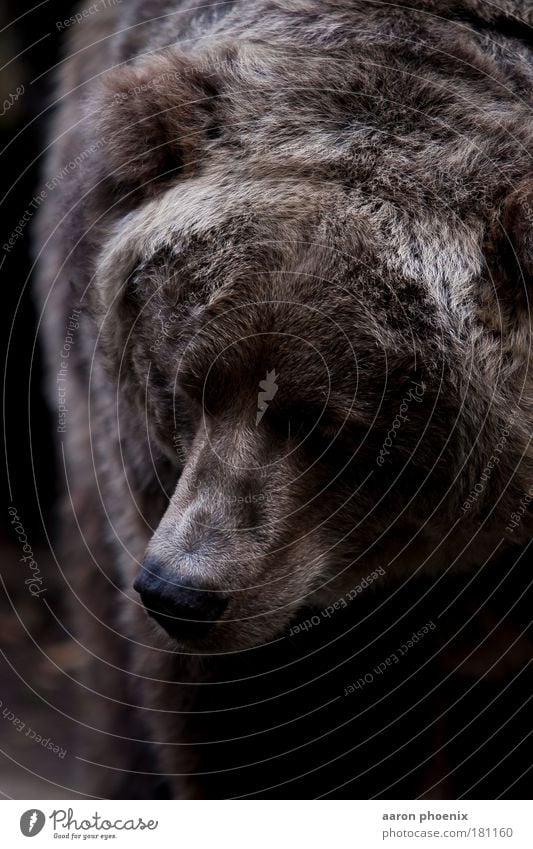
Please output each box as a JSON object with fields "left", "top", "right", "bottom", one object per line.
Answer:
{"left": 256, "top": 369, "right": 278, "bottom": 425}
{"left": 20, "top": 810, "right": 45, "bottom": 837}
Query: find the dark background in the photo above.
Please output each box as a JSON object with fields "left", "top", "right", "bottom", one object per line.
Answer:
{"left": 1, "top": 0, "right": 77, "bottom": 538}
{"left": 1, "top": 0, "right": 81, "bottom": 798}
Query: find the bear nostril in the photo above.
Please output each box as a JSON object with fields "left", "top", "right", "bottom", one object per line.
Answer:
{"left": 133, "top": 559, "right": 228, "bottom": 639}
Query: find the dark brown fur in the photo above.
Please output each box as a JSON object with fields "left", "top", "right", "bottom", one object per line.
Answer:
{"left": 36, "top": 0, "right": 533, "bottom": 797}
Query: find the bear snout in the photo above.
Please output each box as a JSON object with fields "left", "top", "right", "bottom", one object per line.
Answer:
{"left": 134, "top": 558, "right": 229, "bottom": 640}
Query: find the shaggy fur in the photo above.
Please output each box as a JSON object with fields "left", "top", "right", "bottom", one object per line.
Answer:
{"left": 36, "top": 0, "right": 533, "bottom": 798}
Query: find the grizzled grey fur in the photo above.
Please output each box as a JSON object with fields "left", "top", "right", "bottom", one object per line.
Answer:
{"left": 36, "top": 0, "right": 533, "bottom": 798}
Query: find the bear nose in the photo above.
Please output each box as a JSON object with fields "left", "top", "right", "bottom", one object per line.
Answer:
{"left": 133, "top": 559, "right": 228, "bottom": 639}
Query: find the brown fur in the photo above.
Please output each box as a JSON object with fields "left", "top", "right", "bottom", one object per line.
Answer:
{"left": 35, "top": 0, "right": 533, "bottom": 798}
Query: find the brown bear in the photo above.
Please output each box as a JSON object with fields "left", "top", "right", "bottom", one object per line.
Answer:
{"left": 35, "top": 0, "right": 533, "bottom": 798}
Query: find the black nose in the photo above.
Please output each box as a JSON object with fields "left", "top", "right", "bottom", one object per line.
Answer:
{"left": 133, "top": 559, "right": 228, "bottom": 639}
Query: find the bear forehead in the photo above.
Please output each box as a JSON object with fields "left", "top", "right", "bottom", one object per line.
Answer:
{"left": 103, "top": 170, "right": 481, "bottom": 322}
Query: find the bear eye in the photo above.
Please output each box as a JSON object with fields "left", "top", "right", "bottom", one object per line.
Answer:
{"left": 273, "top": 403, "right": 342, "bottom": 446}
{"left": 266, "top": 404, "right": 317, "bottom": 441}
{"left": 307, "top": 421, "right": 349, "bottom": 451}
{"left": 290, "top": 407, "right": 365, "bottom": 458}
{"left": 124, "top": 261, "right": 144, "bottom": 299}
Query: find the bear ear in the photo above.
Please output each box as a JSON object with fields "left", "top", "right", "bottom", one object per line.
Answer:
{"left": 484, "top": 178, "right": 533, "bottom": 318}
{"left": 94, "top": 50, "right": 224, "bottom": 197}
